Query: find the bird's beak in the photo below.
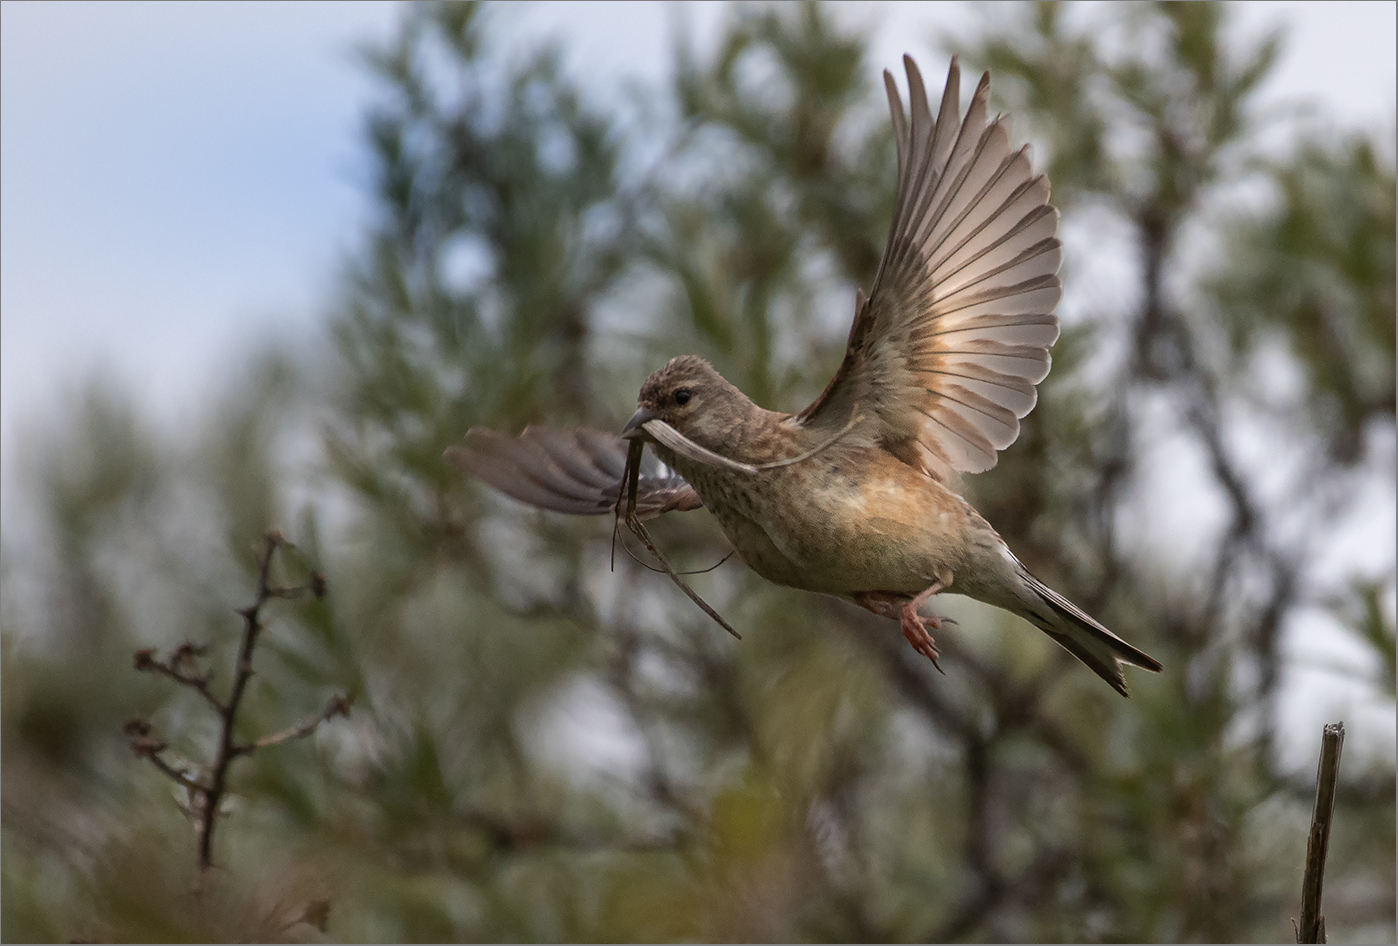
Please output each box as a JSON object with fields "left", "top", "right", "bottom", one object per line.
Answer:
{"left": 622, "top": 406, "right": 658, "bottom": 439}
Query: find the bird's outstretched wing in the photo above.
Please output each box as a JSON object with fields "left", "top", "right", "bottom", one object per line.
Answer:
{"left": 798, "top": 56, "right": 1062, "bottom": 480}
{"left": 446, "top": 426, "right": 703, "bottom": 521}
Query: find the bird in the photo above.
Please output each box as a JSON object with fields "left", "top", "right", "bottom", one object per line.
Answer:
{"left": 446, "top": 55, "right": 1162, "bottom": 696}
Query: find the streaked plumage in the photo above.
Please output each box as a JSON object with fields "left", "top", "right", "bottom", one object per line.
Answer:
{"left": 448, "top": 57, "right": 1161, "bottom": 696}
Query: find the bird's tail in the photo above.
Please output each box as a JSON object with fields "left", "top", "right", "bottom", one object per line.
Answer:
{"left": 1012, "top": 567, "right": 1162, "bottom": 697}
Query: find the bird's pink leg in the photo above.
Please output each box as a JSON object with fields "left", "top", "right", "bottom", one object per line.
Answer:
{"left": 853, "top": 582, "right": 948, "bottom": 670}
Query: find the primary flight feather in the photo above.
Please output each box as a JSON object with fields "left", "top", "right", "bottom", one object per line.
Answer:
{"left": 447, "top": 57, "right": 1162, "bottom": 696}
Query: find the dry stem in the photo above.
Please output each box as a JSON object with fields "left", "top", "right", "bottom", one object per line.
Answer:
{"left": 128, "top": 530, "right": 347, "bottom": 874}
{"left": 618, "top": 437, "right": 741, "bottom": 640}
{"left": 1297, "top": 721, "right": 1345, "bottom": 943}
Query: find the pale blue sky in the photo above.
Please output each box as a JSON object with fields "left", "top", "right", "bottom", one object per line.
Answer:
{"left": 2, "top": 1, "right": 1393, "bottom": 470}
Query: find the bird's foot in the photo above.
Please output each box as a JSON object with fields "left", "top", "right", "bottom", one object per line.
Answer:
{"left": 853, "top": 586, "right": 949, "bottom": 670}
{"left": 900, "top": 605, "right": 944, "bottom": 672}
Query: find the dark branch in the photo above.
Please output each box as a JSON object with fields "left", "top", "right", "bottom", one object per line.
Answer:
{"left": 133, "top": 646, "right": 225, "bottom": 713}
{"left": 125, "top": 720, "right": 211, "bottom": 794}
{"left": 199, "top": 531, "right": 288, "bottom": 870}
{"left": 1298, "top": 721, "right": 1345, "bottom": 944}
{"left": 126, "top": 530, "right": 340, "bottom": 875}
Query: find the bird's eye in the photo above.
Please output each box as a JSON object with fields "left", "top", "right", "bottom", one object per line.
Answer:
{"left": 673, "top": 388, "right": 692, "bottom": 406}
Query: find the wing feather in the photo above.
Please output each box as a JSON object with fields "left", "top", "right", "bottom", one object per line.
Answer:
{"left": 798, "top": 55, "right": 1062, "bottom": 478}
{"left": 446, "top": 426, "right": 702, "bottom": 521}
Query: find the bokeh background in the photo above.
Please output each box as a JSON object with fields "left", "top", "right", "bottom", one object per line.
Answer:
{"left": 2, "top": 1, "right": 1394, "bottom": 941}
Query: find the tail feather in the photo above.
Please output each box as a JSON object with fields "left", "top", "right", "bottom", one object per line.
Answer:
{"left": 1015, "top": 569, "right": 1162, "bottom": 698}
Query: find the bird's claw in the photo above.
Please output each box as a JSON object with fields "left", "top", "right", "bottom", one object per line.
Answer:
{"left": 900, "top": 608, "right": 944, "bottom": 672}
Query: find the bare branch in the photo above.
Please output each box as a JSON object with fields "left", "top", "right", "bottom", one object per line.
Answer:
{"left": 127, "top": 530, "right": 342, "bottom": 875}
{"left": 125, "top": 719, "right": 210, "bottom": 794}
{"left": 1298, "top": 721, "right": 1345, "bottom": 943}
{"left": 133, "top": 646, "right": 225, "bottom": 713}
{"left": 240, "top": 694, "right": 352, "bottom": 754}
{"left": 196, "top": 530, "right": 285, "bottom": 870}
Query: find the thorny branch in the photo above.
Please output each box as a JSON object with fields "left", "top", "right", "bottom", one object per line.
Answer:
{"left": 133, "top": 643, "right": 224, "bottom": 713}
{"left": 124, "top": 719, "right": 209, "bottom": 795}
{"left": 127, "top": 530, "right": 348, "bottom": 874}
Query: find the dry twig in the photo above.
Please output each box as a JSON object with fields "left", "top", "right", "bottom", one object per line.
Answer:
{"left": 127, "top": 530, "right": 348, "bottom": 873}
{"left": 1296, "top": 721, "right": 1345, "bottom": 944}
{"left": 617, "top": 437, "right": 741, "bottom": 640}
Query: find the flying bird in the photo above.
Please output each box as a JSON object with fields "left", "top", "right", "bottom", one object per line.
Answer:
{"left": 447, "top": 56, "right": 1162, "bottom": 696}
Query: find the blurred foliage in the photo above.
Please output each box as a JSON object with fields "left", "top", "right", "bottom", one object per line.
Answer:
{"left": 2, "top": 1, "right": 1394, "bottom": 942}
{"left": 1210, "top": 137, "right": 1397, "bottom": 461}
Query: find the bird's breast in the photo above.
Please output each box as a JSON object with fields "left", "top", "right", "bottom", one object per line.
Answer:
{"left": 667, "top": 441, "right": 976, "bottom": 596}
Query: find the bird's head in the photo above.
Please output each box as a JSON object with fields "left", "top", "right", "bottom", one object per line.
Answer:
{"left": 624, "top": 355, "right": 750, "bottom": 450}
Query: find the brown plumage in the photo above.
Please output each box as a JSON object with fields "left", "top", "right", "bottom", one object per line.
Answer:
{"left": 446, "top": 56, "right": 1162, "bottom": 696}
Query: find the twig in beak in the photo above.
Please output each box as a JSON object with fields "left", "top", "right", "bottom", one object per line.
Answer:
{"left": 618, "top": 436, "right": 741, "bottom": 640}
